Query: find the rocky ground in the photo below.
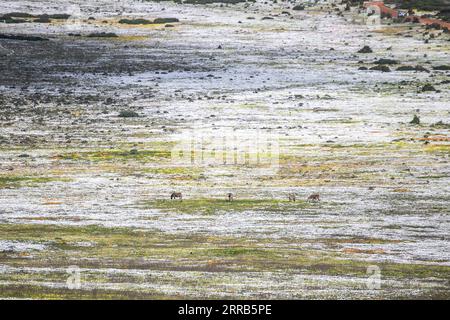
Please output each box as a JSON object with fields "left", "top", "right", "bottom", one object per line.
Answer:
{"left": 0, "top": 0, "right": 449, "bottom": 299}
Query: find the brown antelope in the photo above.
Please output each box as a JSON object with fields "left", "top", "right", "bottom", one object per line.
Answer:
{"left": 288, "top": 193, "right": 296, "bottom": 202}
{"left": 227, "top": 193, "right": 234, "bottom": 202}
{"left": 308, "top": 193, "right": 320, "bottom": 202}
{"left": 170, "top": 192, "right": 182, "bottom": 200}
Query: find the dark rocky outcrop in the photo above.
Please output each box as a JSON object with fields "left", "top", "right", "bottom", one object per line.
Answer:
{"left": 0, "top": 12, "right": 70, "bottom": 24}
{"left": 119, "top": 18, "right": 152, "bottom": 25}
{"left": 358, "top": 45, "right": 373, "bottom": 53}
{"left": 370, "top": 65, "right": 391, "bottom": 72}
{"left": 0, "top": 34, "right": 49, "bottom": 41}
{"left": 410, "top": 115, "right": 420, "bottom": 125}
{"left": 374, "top": 58, "right": 398, "bottom": 65}
{"left": 293, "top": 5, "right": 305, "bottom": 11}
{"left": 421, "top": 84, "right": 437, "bottom": 92}
{"left": 396, "top": 65, "right": 429, "bottom": 72}
{"left": 154, "top": 18, "right": 179, "bottom": 24}
{"left": 433, "top": 65, "right": 450, "bottom": 71}
{"left": 118, "top": 110, "right": 139, "bottom": 118}
{"left": 87, "top": 32, "right": 118, "bottom": 38}
{"left": 119, "top": 18, "right": 179, "bottom": 25}
{"left": 34, "top": 15, "right": 51, "bottom": 23}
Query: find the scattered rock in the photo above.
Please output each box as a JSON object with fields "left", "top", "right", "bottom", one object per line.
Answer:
{"left": 414, "top": 65, "right": 430, "bottom": 72}
{"left": 0, "top": 34, "right": 49, "bottom": 41}
{"left": 154, "top": 18, "right": 179, "bottom": 24}
{"left": 118, "top": 110, "right": 139, "bottom": 118}
{"left": 410, "top": 115, "right": 420, "bottom": 125}
{"left": 2, "top": 12, "right": 35, "bottom": 18}
{"left": 374, "top": 58, "right": 398, "bottom": 65}
{"left": 396, "top": 65, "right": 429, "bottom": 72}
{"left": 293, "top": 5, "right": 305, "bottom": 11}
{"left": 87, "top": 32, "right": 118, "bottom": 38}
{"left": 358, "top": 45, "right": 373, "bottom": 53}
{"left": 119, "top": 18, "right": 152, "bottom": 25}
{"left": 370, "top": 65, "right": 390, "bottom": 72}
{"left": 0, "top": 17, "right": 27, "bottom": 24}
{"left": 431, "top": 120, "right": 450, "bottom": 128}
{"left": 45, "top": 14, "right": 70, "bottom": 20}
{"left": 34, "top": 15, "right": 51, "bottom": 23}
{"left": 433, "top": 65, "right": 450, "bottom": 71}
{"left": 421, "top": 84, "right": 437, "bottom": 92}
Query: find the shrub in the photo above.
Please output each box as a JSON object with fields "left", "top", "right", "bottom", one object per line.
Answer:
{"left": 87, "top": 32, "right": 118, "bottom": 38}
{"left": 119, "top": 18, "right": 152, "bottom": 25}
{"left": 410, "top": 115, "right": 420, "bottom": 125}
{"left": 118, "top": 110, "right": 139, "bottom": 118}
{"left": 154, "top": 18, "right": 179, "bottom": 24}
{"left": 293, "top": 5, "right": 305, "bottom": 11}
{"left": 421, "top": 84, "right": 437, "bottom": 92}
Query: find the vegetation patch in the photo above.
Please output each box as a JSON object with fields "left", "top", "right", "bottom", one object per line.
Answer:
{"left": 118, "top": 110, "right": 139, "bottom": 118}
{"left": 140, "top": 198, "right": 309, "bottom": 215}
{"left": 0, "top": 34, "right": 49, "bottom": 41}
{"left": 55, "top": 149, "right": 172, "bottom": 162}
{"left": 87, "top": 32, "right": 118, "bottom": 38}
{"left": 119, "top": 18, "right": 153, "bottom": 25}
{"left": 118, "top": 18, "right": 179, "bottom": 25}
{"left": 0, "top": 176, "right": 70, "bottom": 189}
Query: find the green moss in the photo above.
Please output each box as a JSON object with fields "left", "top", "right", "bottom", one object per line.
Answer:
{"left": 0, "top": 175, "right": 71, "bottom": 189}
{"left": 118, "top": 18, "right": 152, "bottom": 25}
{"left": 207, "top": 247, "right": 272, "bottom": 257}
{"left": 425, "top": 144, "right": 450, "bottom": 154}
{"left": 143, "top": 166, "right": 201, "bottom": 176}
{"left": 56, "top": 149, "right": 171, "bottom": 162}
{"left": 410, "top": 115, "right": 421, "bottom": 125}
{"left": 153, "top": 18, "right": 179, "bottom": 24}
{"left": 140, "top": 198, "right": 309, "bottom": 215}
{"left": 1, "top": 223, "right": 449, "bottom": 299}
{"left": 0, "top": 284, "right": 179, "bottom": 300}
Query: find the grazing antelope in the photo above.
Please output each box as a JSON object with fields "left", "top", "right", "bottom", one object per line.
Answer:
{"left": 170, "top": 192, "right": 182, "bottom": 200}
{"left": 227, "top": 193, "right": 234, "bottom": 202}
{"left": 307, "top": 193, "right": 320, "bottom": 202}
{"left": 288, "top": 193, "right": 296, "bottom": 202}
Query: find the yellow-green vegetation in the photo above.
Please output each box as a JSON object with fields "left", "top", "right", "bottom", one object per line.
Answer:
{"left": 0, "top": 284, "right": 178, "bottom": 300}
{"left": 0, "top": 223, "right": 449, "bottom": 299}
{"left": 55, "top": 149, "right": 171, "bottom": 162}
{"left": 0, "top": 175, "right": 71, "bottom": 189}
{"left": 143, "top": 166, "right": 202, "bottom": 177}
{"left": 425, "top": 144, "right": 450, "bottom": 154}
{"left": 140, "top": 198, "right": 310, "bottom": 215}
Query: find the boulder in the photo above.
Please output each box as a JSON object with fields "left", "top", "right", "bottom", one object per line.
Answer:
{"left": 358, "top": 45, "right": 373, "bottom": 53}
{"left": 370, "top": 65, "right": 391, "bottom": 72}
{"left": 421, "top": 84, "right": 437, "bottom": 92}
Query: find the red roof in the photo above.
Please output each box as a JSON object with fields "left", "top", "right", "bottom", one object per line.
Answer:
{"left": 363, "top": 1, "right": 450, "bottom": 28}
{"left": 415, "top": 17, "right": 450, "bottom": 29}
{"left": 364, "top": 1, "right": 399, "bottom": 18}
